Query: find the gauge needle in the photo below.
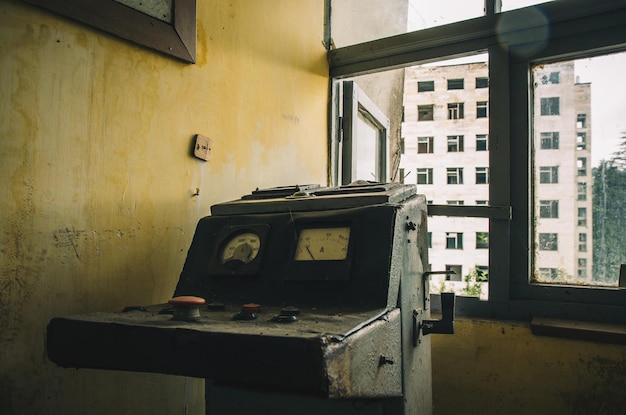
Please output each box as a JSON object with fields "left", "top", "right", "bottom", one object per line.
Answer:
{"left": 306, "top": 245, "right": 315, "bottom": 260}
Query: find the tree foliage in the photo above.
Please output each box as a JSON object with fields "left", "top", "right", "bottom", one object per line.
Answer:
{"left": 592, "top": 134, "right": 626, "bottom": 283}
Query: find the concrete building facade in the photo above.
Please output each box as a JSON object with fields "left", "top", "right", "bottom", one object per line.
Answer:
{"left": 399, "top": 60, "right": 592, "bottom": 297}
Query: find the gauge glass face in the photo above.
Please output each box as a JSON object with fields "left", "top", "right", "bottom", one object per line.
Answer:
{"left": 294, "top": 227, "right": 350, "bottom": 261}
{"left": 220, "top": 232, "right": 261, "bottom": 264}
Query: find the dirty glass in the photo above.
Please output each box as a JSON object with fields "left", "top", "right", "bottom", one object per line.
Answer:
{"left": 400, "top": 52, "right": 490, "bottom": 299}
{"left": 532, "top": 51, "right": 626, "bottom": 287}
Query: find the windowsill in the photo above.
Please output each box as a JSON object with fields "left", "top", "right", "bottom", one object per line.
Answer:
{"left": 530, "top": 316, "right": 626, "bottom": 345}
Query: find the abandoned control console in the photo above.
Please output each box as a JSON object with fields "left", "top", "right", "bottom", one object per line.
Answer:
{"left": 47, "top": 182, "right": 454, "bottom": 415}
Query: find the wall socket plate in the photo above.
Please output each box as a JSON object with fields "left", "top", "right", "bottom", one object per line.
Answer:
{"left": 193, "top": 134, "right": 212, "bottom": 161}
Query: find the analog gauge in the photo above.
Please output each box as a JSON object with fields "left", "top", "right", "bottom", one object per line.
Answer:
{"left": 294, "top": 227, "right": 350, "bottom": 261}
{"left": 220, "top": 232, "right": 261, "bottom": 264}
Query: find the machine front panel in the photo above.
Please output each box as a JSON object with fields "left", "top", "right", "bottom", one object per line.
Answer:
{"left": 46, "top": 183, "right": 436, "bottom": 412}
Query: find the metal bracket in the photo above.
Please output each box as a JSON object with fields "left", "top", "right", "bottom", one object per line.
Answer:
{"left": 421, "top": 292, "right": 455, "bottom": 336}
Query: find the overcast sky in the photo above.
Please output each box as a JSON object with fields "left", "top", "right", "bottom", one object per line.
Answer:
{"left": 408, "top": 0, "right": 626, "bottom": 166}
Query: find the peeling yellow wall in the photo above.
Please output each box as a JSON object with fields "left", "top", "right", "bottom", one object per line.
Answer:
{"left": 0, "top": 0, "right": 327, "bottom": 413}
{"left": 432, "top": 319, "right": 626, "bottom": 415}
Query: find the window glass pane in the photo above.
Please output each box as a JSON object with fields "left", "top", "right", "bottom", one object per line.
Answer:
{"left": 400, "top": 53, "right": 490, "bottom": 299}
{"left": 332, "top": 0, "right": 494, "bottom": 48}
{"left": 354, "top": 110, "right": 381, "bottom": 181}
{"left": 501, "top": 0, "right": 555, "bottom": 12}
{"left": 408, "top": 0, "right": 485, "bottom": 31}
{"left": 532, "top": 51, "right": 626, "bottom": 287}
{"left": 418, "top": 81, "right": 434, "bottom": 92}
{"left": 429, "top": 218, "right": 489, "bottom": 300}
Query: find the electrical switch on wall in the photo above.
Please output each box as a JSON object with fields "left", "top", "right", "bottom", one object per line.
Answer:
{"left": 193, "top": 134, "right": 212, "bottom": 161}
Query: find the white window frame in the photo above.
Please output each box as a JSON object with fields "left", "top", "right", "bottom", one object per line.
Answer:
{"left": 447, "top": 102, "right": 464, "bottom": 119}
{"left": 447, "top": 135, "right": 464, "bottom": 152}
{"left": 476, "top": 134, "right": 488, "bottom": 151}
{"left": 417, "top": 136, "right": 434, "bottom": 154}
{"left": 335, "top": 80, "right": 389, "bottom": 185}
{"left": 417, "top": 168, "right": 433, "bottom": 185}
{"left": 446, "top": 167, "right": 463, "bottom": 185}
{"left": 328, "top": 0, "right": 626, "bottom": 324}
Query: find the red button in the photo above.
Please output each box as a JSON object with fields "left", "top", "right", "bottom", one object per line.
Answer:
{"left": 242, "top": 303, "right": 261, "bottom": 313}
{"left": 168, "top": 296, "right": 206, "bottom": 307}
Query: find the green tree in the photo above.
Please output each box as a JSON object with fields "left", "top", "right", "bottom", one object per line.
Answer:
{"left": 592, "top": 134, "right": 626, "bottom": 284}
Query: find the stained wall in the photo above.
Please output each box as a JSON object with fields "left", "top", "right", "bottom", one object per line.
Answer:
{"left": 0, "top": 0, "right": 328, "bottom": 413}
{"left": 432, "top": 319, "right": 626, "bottom": 414}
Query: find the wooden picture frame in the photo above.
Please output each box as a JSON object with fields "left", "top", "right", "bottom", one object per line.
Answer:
{"left": 23, "top": 0, "right": 196, "bottom": 63}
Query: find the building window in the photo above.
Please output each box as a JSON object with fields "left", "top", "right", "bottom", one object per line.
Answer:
{"left": 578, "top": 258, "right": 588, "bottom": 278}
{"left": 399, "top": 168, "right": 405, "bottom": 184}
{"left": 540, "top": 132, "right": 559, "bottom": 149}
{"left": 447, "top": 78, "right": 464, "bottom": 90}
{"left": 400, "top": 137, "right": 405, "bottom": 154}
{"left": 577, "top": 113, "right": 587, "bottom": 128}
{"left": 576, "top": 132, "right": 587, "bottom": 150}
{"left": 539, "top": 166, "right": 559, "bottom": 184}
{"left": 417, "top": 168, "right": 433, "bottom": 184}
{"left": 427, "top": 232, "right": 432, "bottom": 248}
{"left": 577, "top": 207, "right": 587, "bottom": 227}
{"left": 578, "top": 233, "right": 587, "bottom": 252}
{"left": 540, "top": 97, "right": 560, "bottom": 115}
{"left": 577, "top": 182, "right": 587, "bottom": 201}
{"left": 417, "top": 136, "right": 434, "bottom": 153}
{"left": 475, "top": 266, "right": 489, "bottom": 282}
{"left": 475, "top": 167, "right": 489, "bottom": 184}
{"left": 476, "top": 134, "right": 488, "bottom": 151}
{"left": 476, "top": 232, "right": 489, "bottom": 249}
{"left": 445, "top": 264, "right": 462, "bottom": 281}
{"left": 476, "top": 77, "right": 489, "bottom": 88}
{"left": 447, "top": 167, "right": 463, "bottom": 184}
{"left": 476, "top": 101, "right": 488, "bottom": 118}
{"left": 539, "top": 268, "right": 559, "bottom": 280}
{"left": 447, "top": 200, "right": 464, "bottom": 205}
{"left": 539, "top": 200, "right": 559, "bottom": 218}
{"left": 577, "top": 157, "right": 587, "bottom": 176}
{"left": 418, "top": 104, "right": 434, "bottom": 121}
{"left": 446, "top": 232, "right": 463, "bottom": 250}
{"left": 418, "top": 80, "right": 434, "bottom": 92}
{"left": 448, "top": 102, "right": 464, "bottom": 119}
{"left": 447, "top": 135, "right": 464, "bottom": 152}
{"left": 539, "top": 233, "right": 558, "bottom": 251}
{"left": 475, "top": 200, "right": 489, "bottom": 205}
{"left": 540, "top": 72, "right": 560, "bottom": 84}
{"left": 329, "top": 0, "right": 626, "bottom": 321}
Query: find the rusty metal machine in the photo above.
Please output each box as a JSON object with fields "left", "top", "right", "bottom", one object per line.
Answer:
{"left": 47, "top": 182, "right": 455, "bottom": 414}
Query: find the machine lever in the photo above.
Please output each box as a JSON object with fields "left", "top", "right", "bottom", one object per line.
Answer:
{"left": 421, "top": 292, "right": 455, "bottom": 335}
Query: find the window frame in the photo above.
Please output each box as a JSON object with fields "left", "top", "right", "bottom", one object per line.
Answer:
{"left": 328, "top": 0, "right": 626, "bottom": 324}
{"left": 447, "top": 135, "right": 464, "bottom": 152}
{"left": 417, "top": 136, "right": 434, "bottom": 153}
{"left": 476, "top": 134, "right": 488, "bottom": 151}
{"left": 338, "top": 80, "right": 389, "bottom": 185}
{"left": 475, "top": 167, "right": 489, "bottom": 185}
{"left": 418, "top": 80, "right": 435, "bottom": 92}
{"left": 447, "top": 78, "right": 464, "bottom": 90}
{"left": 446, "top": 167, "right": 464, "bottom": 185}
{"left": 417, "top": 167, "right": 433, "bottom": 185}
{"left": 417, "top": 104, "right": 434, "bottom": 121}
{"left": 539, "top": 131, "right": 560, "bottom": 149}
{"left": 476, "top": 101, "right": 488, "bottom": 118}
{"left": 447, "top": 102, "right": 464, "bottom": 119}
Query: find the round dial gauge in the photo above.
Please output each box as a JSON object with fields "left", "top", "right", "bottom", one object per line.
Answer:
{"left": 220, "top": 232, "right": 261, "bottom": 264}
{"left": 294, "top": 227, "right": 350, "bottom": 261}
